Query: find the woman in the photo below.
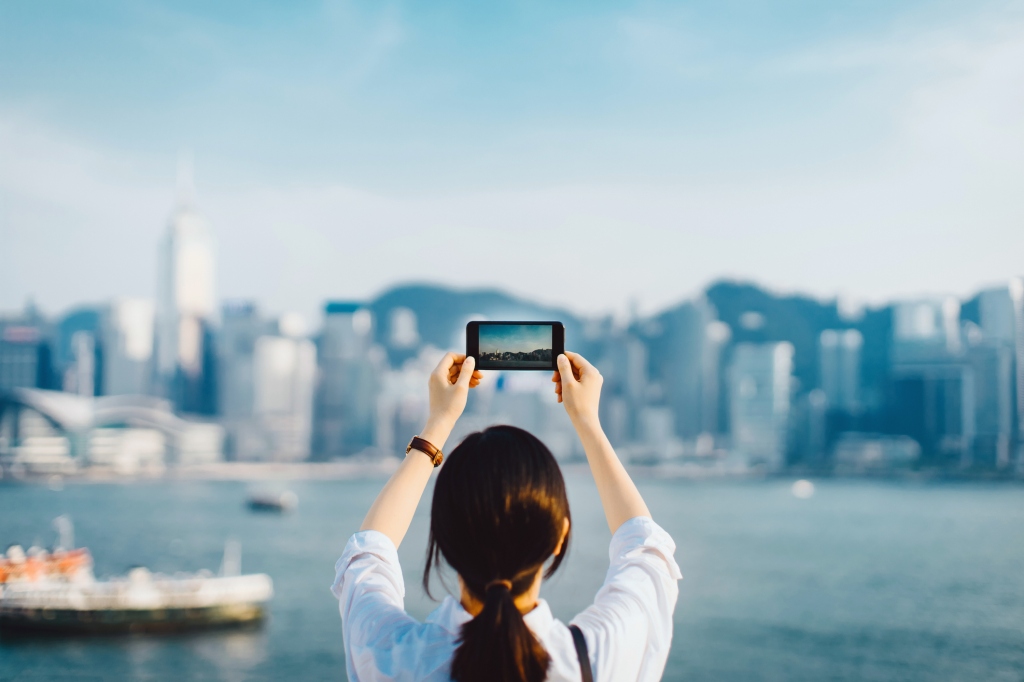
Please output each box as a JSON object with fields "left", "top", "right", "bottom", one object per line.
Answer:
{"left": 332, "top": 351, "right": 682, "bottom": 682}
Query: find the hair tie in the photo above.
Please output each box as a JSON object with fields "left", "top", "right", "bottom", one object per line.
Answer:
{"left": 486, "top": 579, "right": 513, "bottom": 592}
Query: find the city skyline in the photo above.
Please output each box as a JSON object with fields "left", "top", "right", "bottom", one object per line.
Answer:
{"left": 2, "top": 1, "right": 1023, "bottom": 322}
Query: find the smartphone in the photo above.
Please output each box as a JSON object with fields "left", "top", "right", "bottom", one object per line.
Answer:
{"left": 466, "top": 321, "right": 565, "bottom": 371}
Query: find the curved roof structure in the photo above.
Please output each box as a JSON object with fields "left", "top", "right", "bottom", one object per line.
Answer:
{"left": 0, "top": 388, "right": 208, "bottom": 438}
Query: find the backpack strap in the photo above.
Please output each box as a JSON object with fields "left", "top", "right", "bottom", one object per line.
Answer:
{"left": 568, "top": 624, "right": 594, "bottom": 682}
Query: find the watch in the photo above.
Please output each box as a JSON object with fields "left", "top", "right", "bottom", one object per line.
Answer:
{"left": 406, "top": 436, "right": 444, "bottom": 467}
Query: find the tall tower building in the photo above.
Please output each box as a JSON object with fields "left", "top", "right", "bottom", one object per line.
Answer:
{"left": 157, "top": 156, "right": 217, "bottom": 414}
{"left": 729, "top": 342, "right": 794, "bottom": 471}
{"left": 312, "top": 302, "right": 379, "bottom": 459}
{"left": 103, "top": 298, "right": 155, "bottom": 396}
{"left": 819, "top": 329, "right": 863, "bottom": 413}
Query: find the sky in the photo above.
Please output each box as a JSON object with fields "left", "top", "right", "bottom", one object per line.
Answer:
{"left": 1, "top": 0, "right": 1023, "bottom": 323}
{"left": 479, "top": 324, "right": 552, "bottom": 354}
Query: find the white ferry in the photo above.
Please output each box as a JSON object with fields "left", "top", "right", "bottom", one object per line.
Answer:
{"left": 0, "top": 518, "right": 273, "bottom": 635}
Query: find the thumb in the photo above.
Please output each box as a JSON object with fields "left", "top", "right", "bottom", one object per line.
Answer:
{"left": 456, "top": 356, "right": 476, "bottom": 387}
{"left": 557, "top": 354, "right": 575, "bottom": 384}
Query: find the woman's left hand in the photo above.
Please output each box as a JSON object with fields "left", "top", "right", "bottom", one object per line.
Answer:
{"left": 425, "top": 353, "right": 482, "bottom": 440}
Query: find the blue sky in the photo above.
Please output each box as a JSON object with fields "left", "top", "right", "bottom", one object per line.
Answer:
{"left": 479, "top": 324, "right": 551, "bottom": 354}
{"left": 2, "top": 0, "right": 1023, "bottom": 321}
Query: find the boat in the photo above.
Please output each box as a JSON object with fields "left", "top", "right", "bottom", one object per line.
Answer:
{"left": 0, "top": 517, "right": 273, "bottom": 635}
{"left": 246, "top": 490, "right": 298, "bottom": 513}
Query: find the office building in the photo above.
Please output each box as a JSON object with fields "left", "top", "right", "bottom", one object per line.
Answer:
{"left": 819, "top": 329, "right": 862, "bottom": 413}
{"left": 728, "top": 342, "right": 794, "bottom": 471}
{"left": 892, "top": 298, "right": 962, "bottom": 361}
{"left": 251, "top": 329, "right": 317, "bottom": 461}
{"left": 313, "top": 303, "right": 379, "bottom": 459}
{"left": 648, "top": 301, "right": 726, "bottom": 440}
{"left": 217, "top": 302, "right": 270, "bottom": 418}
{"left": 0, "top": 326, "right": 55, "bottom": 392}
{"left": 156, "top": 159, "right": 217, "bottom": 414}
{"left": 1012, "top": 279, "right": 1024, "bottom": 469}
{"left": 889, "top": 298, "right": 975, "bottom": 467}
{"left": 55, "top": 307, "right": 103, "bottom": 395}
{"left": 101, "top": 298, "right": 155, "bottom": 396}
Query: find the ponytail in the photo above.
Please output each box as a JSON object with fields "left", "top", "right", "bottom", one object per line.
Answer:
{"left": 451, "top": 580, "right": 550, "bottom": 682}
{"left": 425, "top": 426, "right": 572, "bottom": 682}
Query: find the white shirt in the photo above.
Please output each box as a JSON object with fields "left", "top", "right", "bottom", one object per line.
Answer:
{"left": 331, "top": 516, "right": 683, "bottom": 682}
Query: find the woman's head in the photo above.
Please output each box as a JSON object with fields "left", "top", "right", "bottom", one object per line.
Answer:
{"left": 425, "top": 425, "right": 571, "bottom": 682}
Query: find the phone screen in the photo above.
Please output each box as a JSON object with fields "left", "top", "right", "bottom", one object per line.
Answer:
{"left": 468, "top": 322, "right": 562, "bottom": 370}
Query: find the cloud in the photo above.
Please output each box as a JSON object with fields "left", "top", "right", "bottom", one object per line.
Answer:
{"left": 2, "top": 6, "right": 1023, "bottom": 321}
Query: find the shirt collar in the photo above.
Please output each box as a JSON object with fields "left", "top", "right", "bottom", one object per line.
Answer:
{"left": 426, "top": 595, "right": 555, "bottom": 639}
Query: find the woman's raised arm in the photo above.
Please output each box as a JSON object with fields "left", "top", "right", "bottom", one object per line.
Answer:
{"left": 553, "top": 351, "right": 651, "bottom": 534}
{"left": 359, "top": 353, "right": 481, "bottom": 547}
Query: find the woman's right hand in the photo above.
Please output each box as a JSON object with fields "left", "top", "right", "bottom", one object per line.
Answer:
{"left": 422, "top": 353, "right": 482, "bottom": 447}
{"left": 553, "top": 352, "right": 603, "bottom": 429}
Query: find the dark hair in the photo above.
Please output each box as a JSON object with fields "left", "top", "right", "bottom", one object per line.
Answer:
{"left": 424, "top": 425, "right": 571, "bottom": 682}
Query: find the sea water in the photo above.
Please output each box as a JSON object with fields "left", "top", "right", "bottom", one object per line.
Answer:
{"left": 1, "top": 475, "right": 1023, "bottom": 681}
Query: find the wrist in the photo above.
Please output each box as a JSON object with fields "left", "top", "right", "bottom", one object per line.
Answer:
{"left": 419, "top": 417, "right": 455, "bottom": 451}
{"left": 571, "top": 413, "right": 603, "bottom": 436}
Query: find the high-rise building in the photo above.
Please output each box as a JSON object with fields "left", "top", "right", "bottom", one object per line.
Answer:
{"left": 55, "top": 307, "right": 102, "bottom": 395}
{"left": 313, "top": 302, "right": 379, "bottom": 459}
{"left": 156, "top": 157, "right": 217, "bottom": 414}
{"left": 217, "top": 301, "right": 267, "bottom": 420}
{"left": 819, "top": 329, "right": 862, "bottom": 413}
{"left": 0, "top": 326, "right": 54, "bottom": 392}
{"left": 892, "top": 298, "right": 962, "bottom": 360}
{"left": 889, "top": 298, "right": 975, "bottom": 467}
{"left": 1011, "top": 278, "right": 1024, "bottom": 469}
{"left": 0, "top": 303, "right": 56, "bottom": 393}
{"left": 213, "top": 305, "right": 315, "bottom": 461}
{"left": 252, "top": 328, "right": 317, "bottom": 461}
{"left": 973, "top": 281, "right": 1022, "bottom": 468}
{"left": 967, "top": 341, "right": 1014, "bottom": 468}
{"left": 728, "top": 342, "right": 794, "bottom": 471}
{"left": 102, "top": 298, "right": 155, "bottom": 396}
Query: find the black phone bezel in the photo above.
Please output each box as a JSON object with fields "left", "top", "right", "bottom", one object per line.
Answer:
{"left": 466, "top": 321, "right": 564, "bottom": 371}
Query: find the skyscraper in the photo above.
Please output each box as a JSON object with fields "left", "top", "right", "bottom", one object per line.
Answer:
{"left": 819, "top": 329, "right": 862, "bottom": 413}
{"left": 102, "top": 298, "right": 155, "bottom": 396}
{"left": 252, "top": 325, "right": 317, "bottom": 462}
{"left": 313, "top": 302, "right": 379, "bottom": 459}
{"left": 729, "top": 342, "right": 794, "bottom": 471}
{"left": 977, "top": 279, "right": 1024, "bottom": 469}
{"left": 0, "top": 304, "right": 56, "bottom": 392}
{"left": 889, "top": 298, "right": 974, "bottom": 467}
{"left": 156, "top": 156, "right": 217, "bottom": 414}
{"left": 1012, "top": 278, "right": 1024, "bottom": 470}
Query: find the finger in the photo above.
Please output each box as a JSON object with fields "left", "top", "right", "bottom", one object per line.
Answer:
{"left": 473, "top": 370, "right": 484, "bottom": 380}
{"left": 563, "top": 352, "right": 590, "bottom": 381}
{"left": 563, "top": 351, "right": 593, "bottom": 373}
{"left": 434, "top": 352, "right": 457, "bottom": 377}
{"left": 551, "top": 371, "right": 560, "bottom": 383}
{"left": 564, "top": 351, "right": 595, "bottom": 371}
{"left": 556, "top": 354, "right": 578, "bottom": 384}
{"left": 456, "top": 355, "right": 476, "bottom": 387}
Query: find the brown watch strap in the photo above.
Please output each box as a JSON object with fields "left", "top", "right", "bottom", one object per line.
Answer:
{"left": 407, "top": 436, "right": 444, "bottom": 467}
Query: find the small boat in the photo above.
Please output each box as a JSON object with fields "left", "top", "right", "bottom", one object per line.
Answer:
{"left": 246, "top": 490, "right": 298, "bottom": 513}
{"left": 0, "top": 518, "right": 273, "bottom": 635}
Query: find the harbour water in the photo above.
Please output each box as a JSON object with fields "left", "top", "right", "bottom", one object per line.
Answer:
{"left": 2, "top": 475, "right": 1023, "bottom": 681}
